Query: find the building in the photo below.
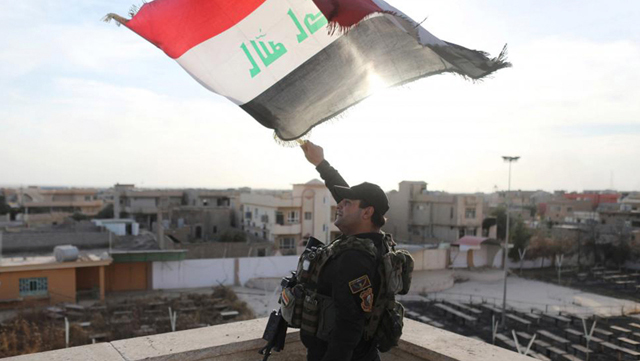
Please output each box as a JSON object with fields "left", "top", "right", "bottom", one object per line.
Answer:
{"left": 542, "top": 199, "right": 593, "bottom": 224}
{"left": 1, "top": 187, "right": 104, "bottom": 226}
{"left": 385, "top": 181, "right": 484, "bottom": 244}
{"left": 0, "top": 232, "right": 112, "bottom": 306}
{"left": 562, "top": 191, "right": 619, "bottom": 208}
{"left": 620, "top": 192, "right": 640, "bottom": 211}
{"left": 113, "top": 184, "right": 242, "bottom": 237}
{"left": 240, "top": 179, "right": 338, "bottom": 255}
{"left": 0, "top": 222, "right": 185, "bottom": 306}
{"left": 484, "top": 190, "right": 550, "bottom": 222}
{"left": 599, "top": 209, "right": 640, "bottom": 229}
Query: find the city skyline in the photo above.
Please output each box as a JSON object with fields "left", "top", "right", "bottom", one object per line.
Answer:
{"left": 1, "top": 0, "right": 639, "bottom": 193}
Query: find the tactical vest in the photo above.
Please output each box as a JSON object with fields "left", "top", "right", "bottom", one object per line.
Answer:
{"left": 279, "top": 233, "right": 414, "bottom": 352}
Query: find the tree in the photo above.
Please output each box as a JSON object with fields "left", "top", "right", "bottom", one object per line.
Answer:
{"left": 491, "top": 207, "right": 508, "bottom": 241}
{"left": 602, "top": 221, "right": 633, "bottom": 268}
{"left": 508, "top": 217, "right": 532, "bottom": 261}
{"left": 71, "top": 212, "right": 89, "bottom": 221}
{"left": 95, "top": 204, "right": 114, "bottom": 219}
{"left": 527, "top": 236, "right": 554, "bottom": 268}
{"left": 0, "top": 196, "right": 10, "bottom": 215}
{"left": 218, "top": 230, "right": 247, "bottom": 243}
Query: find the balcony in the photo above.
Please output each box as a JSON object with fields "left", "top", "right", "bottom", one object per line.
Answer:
{"left": 5, "top": 318, "right": 531, "bottom": 361}
{"left": 272, "top": 223, "right": 301, "bottom": 235}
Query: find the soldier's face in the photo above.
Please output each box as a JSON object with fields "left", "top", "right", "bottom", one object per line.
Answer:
{"left": 335, "top": 198, "right": 364, "bottom": 233}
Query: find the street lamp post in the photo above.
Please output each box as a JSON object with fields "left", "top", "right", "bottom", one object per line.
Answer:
{"left": 501, "top": 156, "right": 519, "bottom": 328}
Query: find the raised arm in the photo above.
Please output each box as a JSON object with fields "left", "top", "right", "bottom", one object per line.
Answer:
{"left": 300, "top": 141, "right": 348, "bottom": 202}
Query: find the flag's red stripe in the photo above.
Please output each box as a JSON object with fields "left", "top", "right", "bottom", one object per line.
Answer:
{"left": 312, "top": 0, "right": 383, "bottom": 28}
{"left": 126, "top": 0, "right": 267, "bottom": 59}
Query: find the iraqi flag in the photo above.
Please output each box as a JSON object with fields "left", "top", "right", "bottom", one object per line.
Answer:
{"left": 106, "top": 0, "right": 510, "bottom": 141}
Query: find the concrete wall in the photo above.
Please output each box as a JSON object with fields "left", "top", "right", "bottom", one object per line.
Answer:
{"left": 153, "top": 259, "right": 236, "bottom": 289}
{"left": 152, "top": 256, "right": 299, "bottom": 289}
{"left": 0, "top": 268, "right": 76, "bottom": 303}
{"left": 450, "top": 249, "right": 469, "bottom": 268}
{"left": 176, "top": 242, "right": 273, "bottom": 259}
{"left": 411, "top": 249, "right": 448, "bottom": 271}
{"left": 2, "top": 231, "right": 109, "bottom": 255}
{"left": 238, "top": 256, "right": 298, "bottom": 285}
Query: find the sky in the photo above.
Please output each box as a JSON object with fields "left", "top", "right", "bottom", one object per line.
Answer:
{"left": 1, "top": 0, "right": 639, "bottom": 193}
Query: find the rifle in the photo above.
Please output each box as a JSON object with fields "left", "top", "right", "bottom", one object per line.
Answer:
{"left": 259, "top": 237, "right": 324, "bottom": 360}
{"left": 259, "top": 308, "right": 288, "bottom": 360}
{"left": 259, "top": 273, "right": 296, "bottom": 360}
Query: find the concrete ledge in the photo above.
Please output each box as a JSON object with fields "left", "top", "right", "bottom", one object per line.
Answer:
{"left": 3, "top": 343, "right": 126, "bottom": 361}
{"left": 4, "top": 317, "right": 531, "bottom": 361}
{"left": 398, "top": 319, "right": 532, "bottom": 361}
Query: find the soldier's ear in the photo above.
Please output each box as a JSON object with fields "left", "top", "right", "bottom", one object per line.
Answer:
{"left": 362, "top": 206, "right": 374, "bottom": 220}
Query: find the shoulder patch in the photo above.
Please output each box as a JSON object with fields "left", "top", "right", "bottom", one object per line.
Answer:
{"left": 348, "top": 275, "right": 371, "bottom": 294}
{"left": 359, "top": 288, "right": 374, "bottom": 313}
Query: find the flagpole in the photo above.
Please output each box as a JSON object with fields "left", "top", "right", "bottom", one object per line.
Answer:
{"left": 501, "top": 156, "right": 519, "bottom": 328}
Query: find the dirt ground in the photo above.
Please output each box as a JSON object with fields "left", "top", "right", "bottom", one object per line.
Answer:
{"left": 0, "top": 287, "right": 254, "bottom": 358}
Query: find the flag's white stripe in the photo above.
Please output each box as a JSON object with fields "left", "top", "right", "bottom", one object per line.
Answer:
{"left": 176, "top": 0, "right": 341, "bottom": 105}
{"left": 371, "top": 0, "right": 447, "bottom": 47}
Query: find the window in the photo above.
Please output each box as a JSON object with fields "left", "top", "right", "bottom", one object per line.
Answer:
{"left": 450, "top": 207, "right": 454, "bottom": 219}
{"left": 213, "top": 226, "right": 217, "bottom": 234}
{"left": 276, "top": 211, "right": 284, "bottom": 225}
{"left": 261, "top": 214, "right": 269, "bottom": 223}
{"left": 466, "top": 228, "right": 476, "bottom": 236}
{"left": 287, "top": 211, "right": 299, "bottom": 223}
{"left": 465, "top": 208, "right": 476, "bottom": 219}
{"left": 458, "top": 228, "right": 465, "bottom": 238}
{"left": 567, "top": 207, "right": 573, "bottom": 212}
{"left": 281, "top": 238, "right": 295, "bottom": 249}
{"left": 304, "top": 212, "right": 312, "bottom": 220}
{"left": 19, "top": 278, "right": 48, "bottom": 297}
{"left": 245, "top": 211, "right": 252, "bottom": 220}
{"left": 257, "top": 248, "right": 266, "bottom": 257}
{"left": 254, "top": 208, "right": 259, "bottom": 218}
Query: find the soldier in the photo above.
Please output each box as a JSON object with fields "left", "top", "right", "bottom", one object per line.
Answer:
{"left": 299, "top": 141, "right": 389, "bottom": 361}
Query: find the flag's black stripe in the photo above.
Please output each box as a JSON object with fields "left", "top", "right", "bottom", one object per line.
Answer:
{"left": 241, "top": 15, "right": 508, "bottom": 140}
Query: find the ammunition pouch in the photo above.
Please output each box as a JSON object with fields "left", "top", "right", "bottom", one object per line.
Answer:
{"left": 374, "top": 300, "right": 404, "bottom": 352}
{"left": 280, "top": 285, "right": 303, "bottom": 328}
{"left": 315, "top": 293, "right": 335, "bottom": 341}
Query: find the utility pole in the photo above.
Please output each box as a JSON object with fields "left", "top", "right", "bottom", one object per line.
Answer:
{"left": 501, "top": 156, "right": 520, "bottom": 328}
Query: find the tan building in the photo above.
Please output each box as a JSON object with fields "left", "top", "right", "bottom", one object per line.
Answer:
{"left": 2, "top": 187, "right": 104, "bottom": 226}
{"left": 0, "top": 252, "right": 112, "bottom": 306}
{"left": 0, "top": 224, "right": 186, "bottom": 306}
{"left": 113, "top": 184, "right": 242, "bottom": 234}
{"left": 385, "top": 181, "right": 484, "bottom": 244}
{"left": 240, "top": 180, "right": 339, "bottom": 255}
{"left": 543, "top": 199, "right": 593, "bottom": 224}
